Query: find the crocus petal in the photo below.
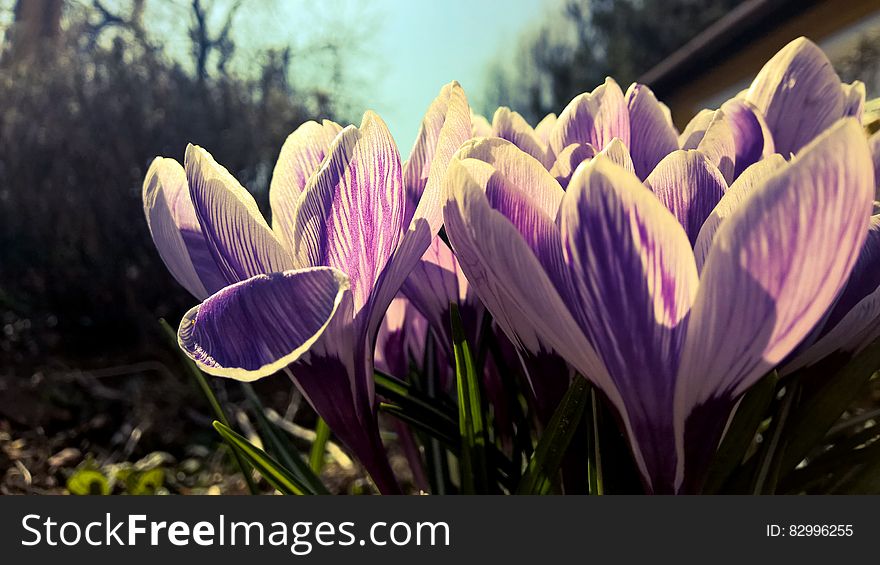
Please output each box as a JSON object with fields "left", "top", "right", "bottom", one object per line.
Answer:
{"left": 375, "top": 297, "right": 428, "bottom": 379}
{"left": 364, "top": 82, "right": 472, "bottom": 342}
{"left": 626, "top": 83, "right": 680, "bottom": 180}
{"left": 594, "top": 138, "right": 635, "bottom": 176}
{"left": 720, "top": 99, "right": 775, "bottom": 177}
{"left": 483, "top": 166, "right": 564, "bottom": 280}
{"left": 550, "top": 77, "right": 630, "bottom": 156}
{"left": 745, "top": 37, "right": 852, "bottom": 155}
{"left": 471, "top": 112, "right": 493, "bottom": 138}
{"left": 458, "top": 138, "right": 564, "bottom": 217}
{"left": 442, "top": 146, "right": 611, "bottom": 395}
{"left": 674, "top": 118, "right": 874, "bottom": 492}
{"left": 403, "top": 82, "right": 472, "bottom": 226}
{"left": 842, "top": 81, "right": 866, "bottom": 120}
{"left": 269, "top": 120, "right": 342, "bottom": 249}
{"left": 534, "top": 113, "right": 557, "bottom": 147}
{"left": 177, "top": 267, "right": 349, "bottom": 381}
{"left": 645, "top": 150, "right": 727, "bottom": 245}
{"left": 680, "top": 110, "right": 735, "bottom": 184}
{"left": 493, "top": 106, "right": 553, "bottom": 167}
{"left": 290, "top": 112, "right": 405, "bottom": 311}
{"left": 549, "top": 143, "right": 596, "bottom": 188}
{"left": 561, "top": 157, "right": 699, "bottom": 492}
{"left": 400, "top": 236, "right": 469, "bottom": 347}
{"left": 784, "top": 216, "right": 880, "bottom": 372}
{"left": 679, "top": 109, "right": 713, "bottom": 149}
{"left": 186, "top": 145, "right": 295, "bottom": 284}
{"left": 288, "top": 289, "right": 401, "bottom": 495}
{"left": 143, "top": 157, "right": 226, "bottom": 299}
{"left": 693, "top": 155, "right": 787, "bottom": 270}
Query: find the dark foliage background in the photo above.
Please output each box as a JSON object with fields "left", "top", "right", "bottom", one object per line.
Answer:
{"left": 0, "top": 0, "right": 341, "bottom": 367}
{"left": 483, "top": 0, "right": 744, "bottom": 122}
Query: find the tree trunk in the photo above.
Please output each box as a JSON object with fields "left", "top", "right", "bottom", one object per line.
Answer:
{"left": 6, "top": 0, "right": 63, "bottom": 63}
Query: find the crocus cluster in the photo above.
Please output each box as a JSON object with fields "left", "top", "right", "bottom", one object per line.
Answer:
{"left": 144, "top": 37, "right": 880, "bottom": 494}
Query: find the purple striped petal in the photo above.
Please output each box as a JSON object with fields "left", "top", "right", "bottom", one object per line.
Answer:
{"left": 471, "top": 112, "right": 493, "bottom": 138}
{"left": 493, "top": 107, "right": 553, "bottom": 167}
{"left": 561, "top": 157, "right": 699, "bottom": 492}
{"left": 645, "top": 150, "right": 728, "bottom": 245}
{"left": 289, "top": 112, "right": 405, "bottom": 312}
{"left": 288, "top": 289, "right": 400, "bottom": 494}
{"left": 186, "top": 145, "right": 295, "bottom": 284}
{"left": 693, "top": 155, "right": 787, "bottom": 270}
{"left": 374, "top": 297, "right": 429, "bottom": 380}
{"left": 534, "top": 113, "right": 557, "bottom": 147}
{"left": 404, "top": 83, "right": 473, "bottom": 226}
{"left": 442, "top": 147, "right": 610, "bottom": 392}
{"left": 674, "top": 118, "right": 874, "bottom": 492}
{"left": 363, "top": 82, "right": 472, "bottom": 347}
{"left": 549, "top": 143, "right": 596, "bottom": 188}
{"left": 785, "top": 216, "right": 880, "bottom": 372}
{"left": 594, "top": 138, "right": 635, "bottom": 176}
{"left": 679, "top": 109, "right": 713, "bottom": 149}
{"left": 842, "top": 81, "right": 866, "bottom": 120}
{"left": 462, "top": 139, "right": 569, "bottom": 292}
{"left": 460, "top": 138, "right": 564, "bottom": 218}
{"left": 720, "top": 99, "right": 775, "bottom": 177}
{"left": 178, "top": 267, "right": 349, "bottom": 380}
{"left": 142, "top": 157, "right": 226, "bottom": 299}
{"left": 626, "top": 83, "right": 680, "bottom": 180}
{"left": 550, "top": 78, "right": 630, "bottom": 156}
{"left": 745, "top": 37, "right": 854, "bottom": 155}
{"left": 680, "top": 110, "right": 735, "bottom": 184}
{"left": 269, "top": 120, "right": 342, "bottom": 249}
{"left": 400, "top": 236, "right": 469, "bottom": 348}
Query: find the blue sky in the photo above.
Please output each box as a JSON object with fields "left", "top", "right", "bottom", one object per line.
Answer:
{"left": 138, "top": 0, "right": 549, "bottom": 149}
{"left": 360, "top": 0, "right": 547, "bottom": 150}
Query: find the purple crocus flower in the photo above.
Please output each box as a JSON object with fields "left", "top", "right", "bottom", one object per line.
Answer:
{"left": 401, "top": 235, "right": 477, "bottom": 356}
{"left": 375, "top": 297, "right": 429, "bottom": 382}
{"left": 491, "top": 41, "right": 854, "bottom": 196}
{"left": 783, "top": 215, "right": 880, "bottom": 373}
{"left": 143, "top": 82, "right": 472, "bottom": 494}
{"left": 443, "top": 117, "right": 874, "bottom": 494}
{"left": 545, "top": 77, "right": 778, "bottom": 189}
{"left": 741, "top": 37, "right": 865, "bottom": 156}
{"left": 541, "top": 54, "right": 838, "bottom": 191}
{"left": 472, "top": 110, "right": 556, "bottom": 152}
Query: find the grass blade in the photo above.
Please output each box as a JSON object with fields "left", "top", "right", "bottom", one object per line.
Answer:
{"left": 450, "top": 303, "right": 489, "bottom": 494}
{"left": 159, "top": 319, "right": 258, "bottom": 495}
{"left": 375, "top": 370, "right": 458, "bottom": 431}
{"left": 517, "top": 377, "right": 590, "bottom": 495}
{"left": 379, "top": 402, "right": 459, "bottom": 446}
{"left": 213, "top": 421, "right": 308, "bottom": 495}
{"left": 779, "top": 336, "right": 880, "bottom": 474}
{"left": 240, "top": 383, "right": 328, "bottom": 495}
{"left": 586, "top": 388, "right": 603, "bottom": 495}
{"left": 703, "top": 371, "right": 778, "bottom": 494}
{"left": 309, "top": 418, "right": 331, "bottom": 473}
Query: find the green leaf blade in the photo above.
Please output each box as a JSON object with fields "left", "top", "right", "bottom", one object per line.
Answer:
{"left": 309, "top": 418, "right": 331, "bottom": 474}
{"left": 241, "top": 383, "right": 328, "bottom": 495}
{"left": 213, "top": 421, "right": 308, "bottom": 495}
{"left": 159, "top": 319, "right": 259, "bottom": 495}
{"left": 450, "top": 303, "right": 489, "bottom": 494}
{"left": 703, "top": 371, "right": 778, "bottom": 494}
{"left": 517, "top": 377, "right": 591, "bottom": 495}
